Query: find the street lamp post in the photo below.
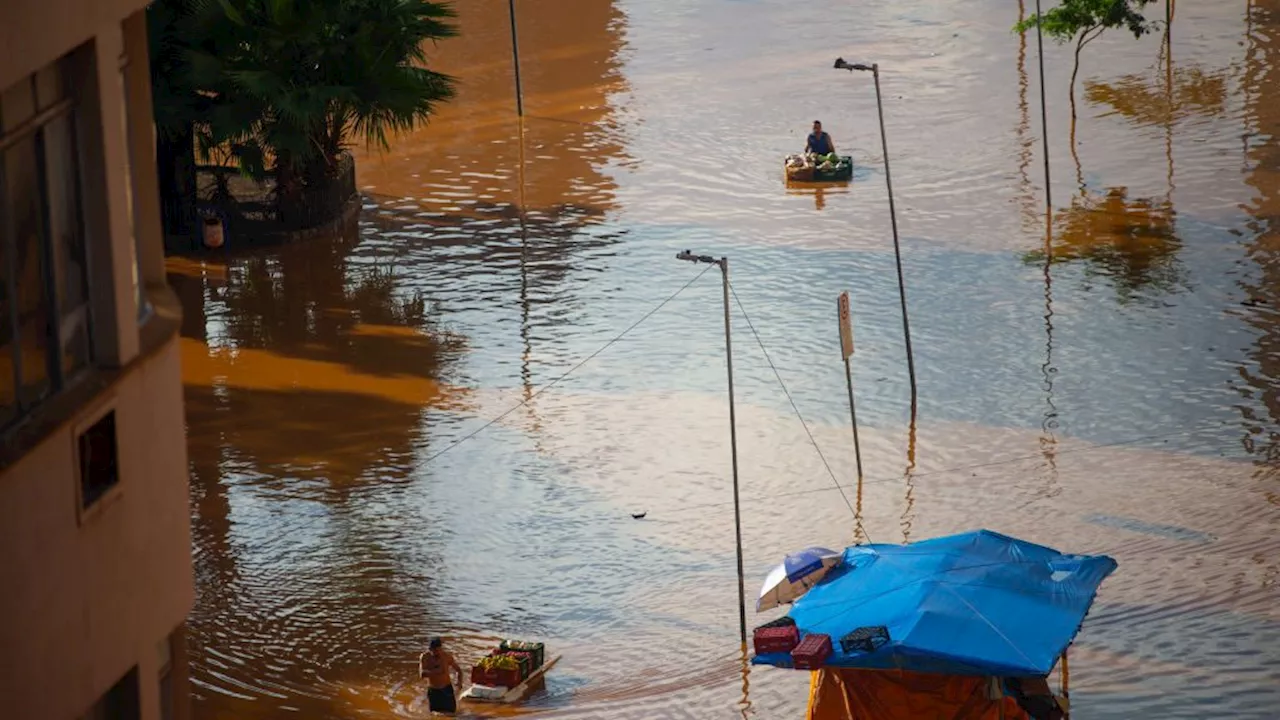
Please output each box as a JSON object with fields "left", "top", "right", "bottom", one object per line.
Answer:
{"left": 508, "top": 0, "right": 524, "bottom": 116}
{"left": 832, "top": 59, "right": 918, "bottom": 409}
{"left": 676, "top": 250, "right": 748, "bottom": 649}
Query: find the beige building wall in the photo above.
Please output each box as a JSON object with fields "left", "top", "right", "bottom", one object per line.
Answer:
{"left": 1, "top": 1, "right": 194, "bottom": 719}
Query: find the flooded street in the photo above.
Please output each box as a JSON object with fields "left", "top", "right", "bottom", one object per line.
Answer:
{"left": 172, "top": 0, "right": 1280, "bottom": 717}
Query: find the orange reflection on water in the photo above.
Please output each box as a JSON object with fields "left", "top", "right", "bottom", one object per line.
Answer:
{"left": 171, "top": 0, "right": 1280, "bottom": 717}
{"left": 354, "top": 0, "right": 628, "bottom": 218}
{"left": 170, "top": 234, "right": 468, "bottom": 489}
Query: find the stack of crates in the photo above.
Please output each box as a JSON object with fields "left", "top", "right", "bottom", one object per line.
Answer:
{"left": 500, "top": 640, "right": 545, "bottom": 671}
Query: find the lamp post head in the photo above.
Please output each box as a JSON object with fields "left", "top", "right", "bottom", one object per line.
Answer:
{"left": 676, "top": 250, "right": 722, "bottom": 267}
{"left": 833, "top": 57, "right": 875, "bottom": 72}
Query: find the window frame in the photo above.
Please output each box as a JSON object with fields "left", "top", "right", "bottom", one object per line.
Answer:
{"left": 1, "top": 57, "right": 95, "bottom": 435}
{"left": 71, "top": 397, "right": 122, "bottom": 525}
{"left": 116, "top": 50, "right": 152, "bottom": 325}
{"left": 157, "top": 633, "right": 175, "bottom": 720}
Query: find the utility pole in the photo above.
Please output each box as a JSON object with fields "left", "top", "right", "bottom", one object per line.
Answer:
{"left": 675, "top": 251, "right": 747, "bottom": 647}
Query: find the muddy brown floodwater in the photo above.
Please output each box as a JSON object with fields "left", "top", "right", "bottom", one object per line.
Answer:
{"left": 171, "top": 0, "right": 1280, "bottom": 718}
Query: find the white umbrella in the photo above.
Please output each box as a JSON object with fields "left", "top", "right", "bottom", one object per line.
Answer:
{"left": 755, "top": 546, "right": 844, "bottom": 612}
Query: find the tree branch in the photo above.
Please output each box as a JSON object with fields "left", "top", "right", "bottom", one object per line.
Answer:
{"left": 1079, "top": 24, "right": 1105, "bottom": 49}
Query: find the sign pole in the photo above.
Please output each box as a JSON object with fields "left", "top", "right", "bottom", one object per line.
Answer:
{"left": 838, "top": 291, "right": 864, "bottom": 481}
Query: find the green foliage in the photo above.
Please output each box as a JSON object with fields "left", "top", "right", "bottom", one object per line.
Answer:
{"left": 1012, "top": 0, "right": 1159, "bottom": 124}
{"left": 1013, "top": 0, "right": 1157, "bottom": 43}
{"left": 148, "top": 0, "right": 457, "bottom": 186}
{"left": 147, "top": 0, "right": 196, "bottom": 141}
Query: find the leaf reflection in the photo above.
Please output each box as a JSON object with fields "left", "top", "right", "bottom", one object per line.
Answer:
{"left": 220, "top": 235, "right": 464, "bottom": 374}
{"left": 1023, "top": 187, "right": 1184, "bottom": 302}
{"left": 1085, "top": 64, "right": 1227, "bottom": 127}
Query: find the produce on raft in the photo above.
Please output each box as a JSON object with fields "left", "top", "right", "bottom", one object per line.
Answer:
{"left": 476, "top": 653, "right": 520, "bottom": 672}
{"left": 500, "top": 640, "right": 545, "bottom": 670}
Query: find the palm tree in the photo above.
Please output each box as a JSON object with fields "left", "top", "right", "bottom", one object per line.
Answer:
{"left": 148, "top": 0, "right": 204, "bottom": 237}
{"left": 209, "top": 0, "right": 457, "bottom": 220}
{"left": 150, "top": 0, "right": 458, "bottom": 230}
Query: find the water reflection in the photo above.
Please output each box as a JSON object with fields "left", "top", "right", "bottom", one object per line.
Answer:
{"left": 900, "top": 410, "right": 918, "bottom": 544}
{"left": 1030, "top": 28, "right": 1219, "bottom": 304}
{"left": 1024, "top": 188, "right": 1183, "bottom": 302}
{"left": 1016, "top": 1, "right": 1062, "bottom": 500}
{"left": 171, "top": 222, "right": 473, "bottom": 717}
{"left": 355, "top": 0, "right": 628, "bottom": 214}
{"left": 180, "top": 0, "right": 636, "bottom": 716}
{"left": 175, "top": 0, "right": 1280, "bottom": 717}
{"left": 1086, "top": 65, "right": 1227, "bottom": 128}
{"left": 1240, "top": 0, "right": 1280, "bottom": 460}
{"left": 784, "top": 183, "right": 851, "bottom": 212}
{"left": 173, "top": 241, "right": 466, "bottom": 490}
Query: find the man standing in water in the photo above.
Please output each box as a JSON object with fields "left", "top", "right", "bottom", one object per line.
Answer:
{"left": 420, "top": 637, "right": 463, "bottom": 715}
{"left": 805, "top": 120, "right": 836, "bottom": 156}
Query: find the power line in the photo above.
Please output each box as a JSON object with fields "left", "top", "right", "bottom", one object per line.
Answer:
{"left": 421, "top": 263, "right": 714, "bottom": 466}
{"left": 726, "top": 280, "right": 868, "bottom": 542}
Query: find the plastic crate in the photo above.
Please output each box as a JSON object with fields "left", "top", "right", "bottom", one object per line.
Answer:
{"left": 500, "top": 640, "right": 545, "bottom": 670}
{"left": 840, "top": 625, "right": 890, "bottom": 655}
{"left": 753, "top": 624, "right": 800, "bottom": 655}
{"left": 503, "top": 651, "right": 533, "bottom": 680}
{"left": 792, "top": 633, "right": 832, "bottom": 670}
{"left": 492, "top": 666, "right": 521, "bottom": 689}
{"left": 474, "top": 663, "right": 521, "bottom": 689}
{"left": 470, "top": 665, "right": 497, "bottom": 687}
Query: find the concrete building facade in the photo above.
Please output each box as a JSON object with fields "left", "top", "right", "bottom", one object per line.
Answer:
{"left": 0, "top": 1, "right": 194, "bottom": 719}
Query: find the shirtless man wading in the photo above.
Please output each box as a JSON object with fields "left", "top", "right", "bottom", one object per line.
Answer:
{"left": 420, "top": 637, "right": 463, "bottom": 715}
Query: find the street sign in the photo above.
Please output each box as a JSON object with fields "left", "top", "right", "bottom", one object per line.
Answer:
{"left": 838, "top": 291, "right": 854, "bottom": 359}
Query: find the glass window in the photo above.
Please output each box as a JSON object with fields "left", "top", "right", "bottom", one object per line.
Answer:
{"left": 5, "top": 134, "right": 54, "bottom": 407}
{"left": 78, "top": 409, "right": 118, "bottom": 508}
{"left": 0, "top": 53, "right": 93, "bottom": 431}
{"left": 1, "top": 169, "right": 15, "bottom": 427}
{"left": 43, "top": 112, "right": 91, "bottom": 376}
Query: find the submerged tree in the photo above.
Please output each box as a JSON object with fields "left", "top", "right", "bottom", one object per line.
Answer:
{"left": 1014, "top": 0, "right": 1159, "bottom": 126}
{"left": 148, "top": 0, "right": 458, "bottom": 232}
{"left": 148, "top": 0, "right": 204, "bottom": 237}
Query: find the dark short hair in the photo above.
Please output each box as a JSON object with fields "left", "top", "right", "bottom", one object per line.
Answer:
{"left": 429, "top": 637, "right": 443, "bottom": 649}
{"left": 813, "top": 120, "right": 822, "bottom": 125}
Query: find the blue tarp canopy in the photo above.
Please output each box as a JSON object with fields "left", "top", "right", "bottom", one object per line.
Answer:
{"left": 752, "top": 529, "right": 1117, "bottom": 677}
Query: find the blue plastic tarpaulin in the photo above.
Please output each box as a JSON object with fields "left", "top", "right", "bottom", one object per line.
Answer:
{"left": 751, "top": 529, "right": 1118, "bottom": 677}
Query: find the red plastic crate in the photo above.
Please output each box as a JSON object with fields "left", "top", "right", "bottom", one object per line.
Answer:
{"left": 753, "top": 624, "right": 800, "bottom": 654}
{"left": 471, "top": 663, "right": 522, "bottom": 688}
{"left": 470, "top": 665, "right": 495, "bottom": 686}
{"left": 492, "top": 667, "right": 521, "bottom": 688}
{"left": 791, "top": 633, "right": 832, "bottom": 670}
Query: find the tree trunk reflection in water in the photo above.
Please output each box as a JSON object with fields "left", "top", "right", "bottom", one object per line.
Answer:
{"left": 1239, "top": 0, "right": 1280, "bottom": 461}
{"left": 1018, "top": 0, "right": 1061, "bottom": 497}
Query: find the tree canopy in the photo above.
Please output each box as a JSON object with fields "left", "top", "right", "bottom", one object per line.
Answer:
{"left": 148, "top": 0, "right": 458, "bottom": 228}
{"left": 1013, "top": 0, "right": 1159, "bottom": 123}
{"left": 1014, "top": 0, "right": 1156, "bottom": 43}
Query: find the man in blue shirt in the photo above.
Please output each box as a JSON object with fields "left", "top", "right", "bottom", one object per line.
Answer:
{"left": 805, "top": 120, "right": 835, "bottom": 156}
